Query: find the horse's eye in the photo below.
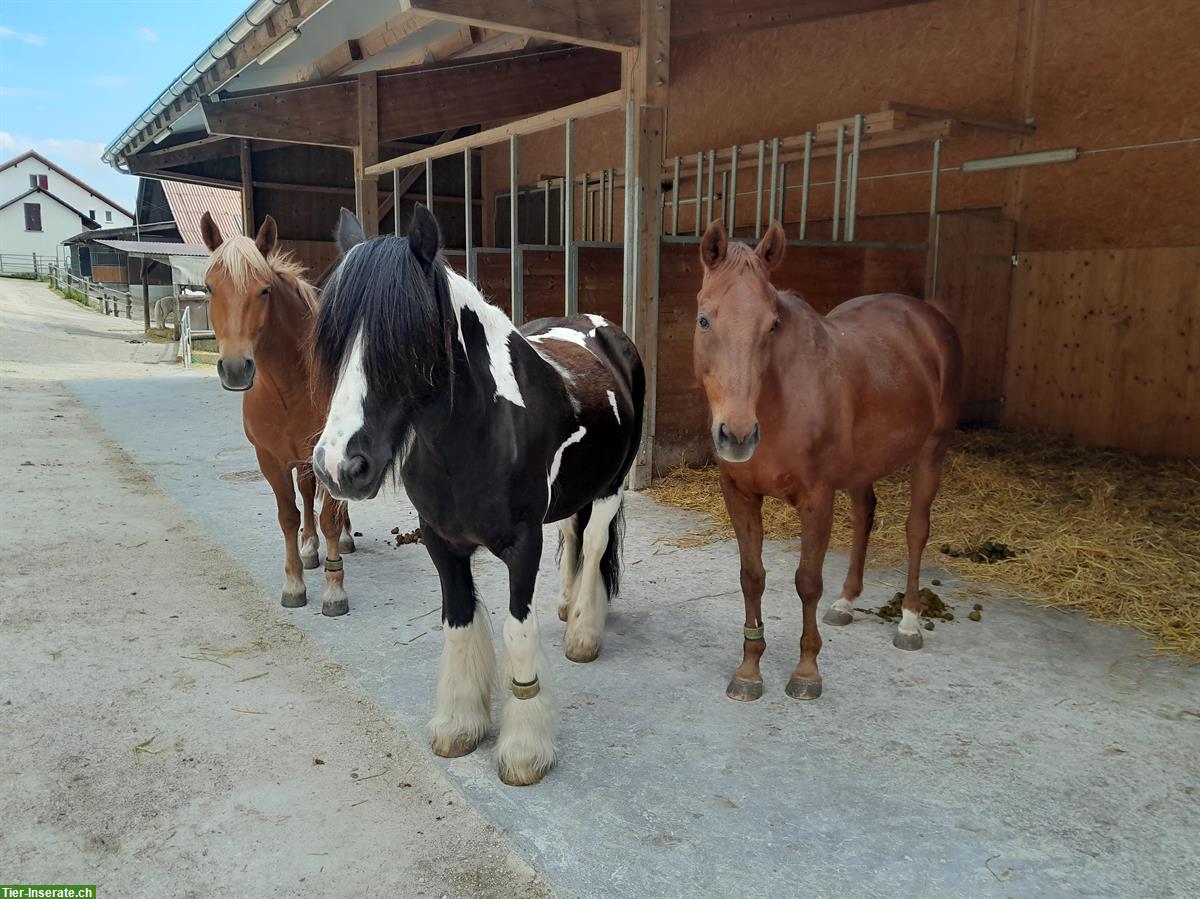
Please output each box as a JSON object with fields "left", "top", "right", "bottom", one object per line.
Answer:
{"left": 698, "top": 314, "right": 710, "bottom": 331}
{"left": 260, "top": 287, "right": 270, "bottom": 297}
{"left": 771, "top": 318, "right": 781, "bottom": 332}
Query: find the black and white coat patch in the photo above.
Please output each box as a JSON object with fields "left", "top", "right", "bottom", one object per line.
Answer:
{"left": 312, "top": 206, "right": 644, "bottom": 786}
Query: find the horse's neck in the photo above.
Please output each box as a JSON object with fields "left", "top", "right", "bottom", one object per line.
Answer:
{"left": 442, "top": 265, "right": 531, "bottom": 409}
{"left": 765, "top": 293, "right": 831, "bottom": 404}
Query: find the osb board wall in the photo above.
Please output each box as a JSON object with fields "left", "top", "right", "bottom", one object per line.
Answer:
{"left": 655, "top": 242, "right": 927, "bottom": 473}
{"left": 1003, "top": 246, "right": 1200, "bottom": 457}
{"left": 930, "top": 210, "right": 1017, "bottom": 422}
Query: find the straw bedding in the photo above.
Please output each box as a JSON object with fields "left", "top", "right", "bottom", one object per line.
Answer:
{"left": 647, "top": 429, "right": 1200, "bottom": 660}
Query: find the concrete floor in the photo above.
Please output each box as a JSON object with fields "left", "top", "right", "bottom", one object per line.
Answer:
{"left": 8, "top": 280, "right": 1199, "bottom": 897}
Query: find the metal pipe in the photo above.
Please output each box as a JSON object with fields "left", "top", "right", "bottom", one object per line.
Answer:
{"left": 425, "top": 157, "right": 434, "bottom": 212}
{"left": 720, "top": 170, "right": 728, "bottom": 225}
{"left": 622, "top": 99, "right": 636, "bottom": 337}
{"left": 564, "top": 118, "right": 575, "bottom": 313}
{"left": 705, "top": 149, "right": 715, "bottom": 229}
{"left": 832, "top": 125, "right": 845, "bottom": 241}
{"left": 544, "top": 178, "right": 551, "bottom": 244}
{"left": 559, "top": 177, "right": 565, "bottom": 246}
{"left": 582, "top": 172, "right": 591, "bottom": 241}
{"left": 777, "top": 161, "right": 787, "bottom": 223}
{"left": 509, "top": 134, "right": 522, "bottom": 324}
{"left": 768, "top": 137, "right": 780, "bottom": 229}
{"left": 694, "top": 151, "right": 703, "bottom": 236}
{"left": 929, "top": 137, "right": 943, "bottom": 300}
{"left": 393, "top": 168, "right": 402, "bottom": 236}
{"left": 929, "top": 137, "right": 942, "bottom": 217}
{"left": 755, "top": 139, "right": 766, "bottom": 238}
{"left": 799, "top": 132, "right": 812, "bottom": 239}
{"left": 463, "top": 148, "right": 475, "bottom": 281}
{"left": 606, "top": 168, "right": 615, "bottom": 242}
{"left": 671, "top": 156, "right": 680, "bottom": 236}
{"left": 728, "top": 144, "right": 739, "bottom": 233}
{"left": 847, "top": 114, "right": 863, "bottom": 241}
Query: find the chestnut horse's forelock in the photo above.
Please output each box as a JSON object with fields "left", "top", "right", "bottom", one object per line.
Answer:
{"left": 206, "top": 235, "right": 314, "bottom": 309}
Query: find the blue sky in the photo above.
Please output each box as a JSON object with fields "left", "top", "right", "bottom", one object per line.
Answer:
{"left": 1, "top": 0, "right": 247, "bottom": 209}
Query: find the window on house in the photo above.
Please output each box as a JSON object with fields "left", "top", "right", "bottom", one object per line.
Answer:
{"left": 28, "top": 174, "right": 48, "bottom": 189}
{"left": 105, "top": 211, "right": 113, "bottom": 223}
{"left": 89, "top": 210, "right": 96, "bottom": 220}
{"left": 24, "top": 203, "right": 43, "bottom": 231}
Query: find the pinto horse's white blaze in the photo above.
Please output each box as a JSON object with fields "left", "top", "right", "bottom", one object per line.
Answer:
{"left": 606, "top": 389, "right": 621, "bottom": 424}
{"left": 429, "top": 602, "right": 496, "bottom": 757}
{"left": 564, "top": 490, "right": 621, "bottom": 663}
{"left": 497, "top": 611, "right": 556, "bottom": 785}
{"left": 556, "top": 515, "right": 580, "bottom": 622}
{"left": 445, "top": 268, "right": 525, "bottom": 408}
{"left": 316, "top": 329, "right": 367, "bottom": 485}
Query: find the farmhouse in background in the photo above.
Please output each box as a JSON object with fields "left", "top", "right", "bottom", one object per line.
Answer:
{"left": 0, "top": 150, "right": 133, "bottom": 265}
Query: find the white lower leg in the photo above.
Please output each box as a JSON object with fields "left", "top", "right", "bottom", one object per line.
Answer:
{"left": 429, "top": 603, "right": 495, "bottom": 756}
{"left": 283, "top": 573, "right": 306, "bottom": 601}
{"left": 831, "top": 596, "right": 854, "bottom": 614}
{"left": 564, "top": 493, "right": 620, "bottom": 662}
{"left": 299, "top": 533, "right": 319, "bottom": 568}
{"left": 557, "top": 517, "right": 579, "bottom": 621}
{"left": 897, "top": 608, "right": 921, "bottom": 635}
{"left": 496, "top": 612, "right": 556, "bottom": 785}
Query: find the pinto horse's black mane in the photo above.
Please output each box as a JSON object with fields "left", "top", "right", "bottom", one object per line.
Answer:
{"left": 313, "top": 236, "right": 455, "bottom": 401}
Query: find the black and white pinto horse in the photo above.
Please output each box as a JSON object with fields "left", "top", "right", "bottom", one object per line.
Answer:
{"left": 311, "top": 207, "right": 644, "bottom": 785}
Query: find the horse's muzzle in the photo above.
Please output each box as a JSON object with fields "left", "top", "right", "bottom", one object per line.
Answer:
{"left": 217, "top": 356, "right": 255, "bottom": 392}
{"left": 714, "top": 420, "right": 760, "bottom": 463}
{"left": 314, "top": 445, "right": 380, "bottom": 502}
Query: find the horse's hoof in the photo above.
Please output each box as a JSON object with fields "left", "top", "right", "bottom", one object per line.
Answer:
{"left": 301, "top": 553, "right": 320, "bottom": 570}
{"left": 499, "top": 761, "right": 551, "bottom": 787}
{"left": 281, "top": 591, "right": 307, "bottom": 608}
{"left": 432, "top": 736, "right": 481, "bottom": 759}
{"left": 893, "top": 630, "right": 924, "bottom": 651}
{"left": 322, "top": 598, "right": 349, "bottom": 617}
{"left": 785, "top": 677, "right": 822, "bottom": 700}
{"left": 564, "top": 641, "right": 601, "bottom": 664}
{"left": 726, "top": 677, "right": 763, "bottom": 702}
{"left": 822, "top": 607, "right": 854, "bottom": 626}
{"left": 339, "top": 535, "right": 356, "bottom": 554}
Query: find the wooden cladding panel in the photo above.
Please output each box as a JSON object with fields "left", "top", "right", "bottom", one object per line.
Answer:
{"left": 472, "top": 247, "right": 623, "bottom": 325}
{"left": 654, "top": 241, "right": 926, "bottom": 473}
{"left": 1003, "top": 246, "right": 1200, "bottom": 457}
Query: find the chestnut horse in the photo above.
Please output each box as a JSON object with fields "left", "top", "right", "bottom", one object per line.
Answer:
{"left": 694, "top": 220, "right": 962, "bottom": 702}
{"left": 200, "top": 212, "right": 356, "bottom": 616}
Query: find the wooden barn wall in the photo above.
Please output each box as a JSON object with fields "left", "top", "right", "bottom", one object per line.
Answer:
{"left": 471, "top": 248, "right": 623, "bottom": 325}
{"left": 655, "top": 243, "right": 927, "bottom": 473}
{"left": 1003, "top": 246, "right": 1199, "bottom": 458}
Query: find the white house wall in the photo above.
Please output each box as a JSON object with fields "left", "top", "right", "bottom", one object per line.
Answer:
{"left": 0, "top": 199, "right": 86, "bottom": 261}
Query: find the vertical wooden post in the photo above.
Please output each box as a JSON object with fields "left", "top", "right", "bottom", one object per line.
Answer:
{"left": 239, "top": 140, "right": 255, "bottom": 237}
{"left": 626, "top": 0, "right": 669, "bottom": 488}
{"left": 141, "top": 259, "right": 151, "bottom": 331}
{"left": 356, "top": 72, "right": 380, "bottom": 237}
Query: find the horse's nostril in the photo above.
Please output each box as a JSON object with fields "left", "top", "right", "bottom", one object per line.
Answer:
{"left": 345, "top": 454, "right": 369, "bottom": 480}
{"left": 718, "top": 422, "right": 731, "bottom": 441}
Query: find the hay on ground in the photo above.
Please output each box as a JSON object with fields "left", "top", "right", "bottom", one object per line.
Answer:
{"left": 647, "top": 429, "right": 1200, "bottom": 660}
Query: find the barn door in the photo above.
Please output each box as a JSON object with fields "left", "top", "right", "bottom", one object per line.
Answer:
{"left": 79, "top": 247, "right": 92, "bottom": 278}
{"left": 927, "top": 210, "right": 1016, "bottom": 423}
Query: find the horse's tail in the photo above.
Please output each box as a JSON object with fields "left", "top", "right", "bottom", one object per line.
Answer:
{"left": 599, "top": 497, "right": 625, "bottom": 600}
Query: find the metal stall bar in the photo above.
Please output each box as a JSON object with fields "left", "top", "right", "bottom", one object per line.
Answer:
{"left": 778, "top": 162, "right": 787, "bottom": 222}
{"left": 582, "top": 172, "right": 591, "bottom": 241}
{"left": 693, "top": 152, "right": 703, "bottom": 236}
{"left": 846, "top": 114, "right": 863, "bottom": 241}
{"left": 559, "top": 177, "right": 565, "bottom": 246}
{"left": 768, "top": 137, "right": 780, "bottom": 228}
{"left": 509, "top": 134, "right": 522, "bottom": 324}
{"left": 705, "top": 149, "right": 715, "bottom": 228}
{"left": 544, "top": 178, "right": 551, "bottom": 245}
{"left": 621, "top": 99, "right": 636, "bottom": 336}
{"left": 393, "top": 168, "right": 402, "bottom": 236}
{"left": 564, "top": 118, "right": 576, "bottom": 314}
{"left": 799, "top": 132, "right": 812, "bottom": 239}
{"left": 671, "top": 156, "right": 681, "bottom": 235}
{"left": 425, "top": 158, "right": 433, "bottom": 210}
{"left": 606, "top": 169, "right": 615, "bottom": 242}
{"left": 463, "top": 148, "right": 476, "bottom": 281}
{"left": 755, "top": 139, "right": 766, "bottom": 238}
{"left": 831, "top": 125, "right": 845, "bottom": 240}
{"left": 720, "top": 171, "right": 728, "bottom": 225}
{"left": 728, "top": 144, "right": 740, "bottom": 232}
{"left": 928, "top": 137, "right": 943, "bottom": 299}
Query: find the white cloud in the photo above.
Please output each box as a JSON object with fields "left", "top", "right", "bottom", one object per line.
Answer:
{"left": 88, "top": 75, "right": 131, "bottom": 88}
{"left": 137, "top": 27, "right": 158, "bottom": 43}
{"left": 0, "top": 86, "right": 51, "bottom": 98}
{"left": 0, "top": 131, "right": 137, "bottom": 209}
{"left": 0, "top": 25, "right": 47, "bottom": 47}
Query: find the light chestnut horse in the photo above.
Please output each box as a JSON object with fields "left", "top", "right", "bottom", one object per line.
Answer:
{"left": 694, "top": 220, "right": 962, "bottom": 702}
{"left": 200, "top": 212, "right": 355, "bottom": 616}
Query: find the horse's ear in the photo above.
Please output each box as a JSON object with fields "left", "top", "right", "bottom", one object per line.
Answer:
{"left": 408, "top": 203, "right": 441, "bottom": 270}
{"left": 254, "top": 215, "right": 278, "bottom": 257}
{"left": 755, "top": 220, "right": 786, "bottom": 271}
{"left": 200, "top": 212, "right": 223, "bottom": 252}
{"left": 700, "top": 219, "right": 727, "bottom": 270}
{"left": 334, "top": 207, "right": 366, "bottom": 255}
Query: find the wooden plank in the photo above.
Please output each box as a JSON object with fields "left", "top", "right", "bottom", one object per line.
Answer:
{"left": 402, "top": 0, "right": 639, "bottom": 49}
{"left": 365, "top": 90, "right": 625, "bottom": 176}
{"left": 201, "top": 46, "right": 620, "bottom": 148}
{"left": 356, "top": 72, "right": 379, "bottom": 237}
{"left": 815, "top": 109, "right": 907, "bottom": 136}
{"left": 671, "top": 0, "right": 933, "bottom": 42}
{"left": 883, "top": 100, "right": 1035, "bottom": 135}
{"left": 239, "top": 140, "right": 255, "bottom": 236}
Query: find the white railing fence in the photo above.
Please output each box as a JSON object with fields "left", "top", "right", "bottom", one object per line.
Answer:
{"left": 47, "top": 263, "right": 136, "bottom": 319}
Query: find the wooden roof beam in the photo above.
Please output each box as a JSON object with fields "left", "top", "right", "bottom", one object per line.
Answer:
{"left": 401, "top": 0, "right": 638, "bottom": 50}
{"left": 671, "top": 0, "right": 934, "bottom": 42}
